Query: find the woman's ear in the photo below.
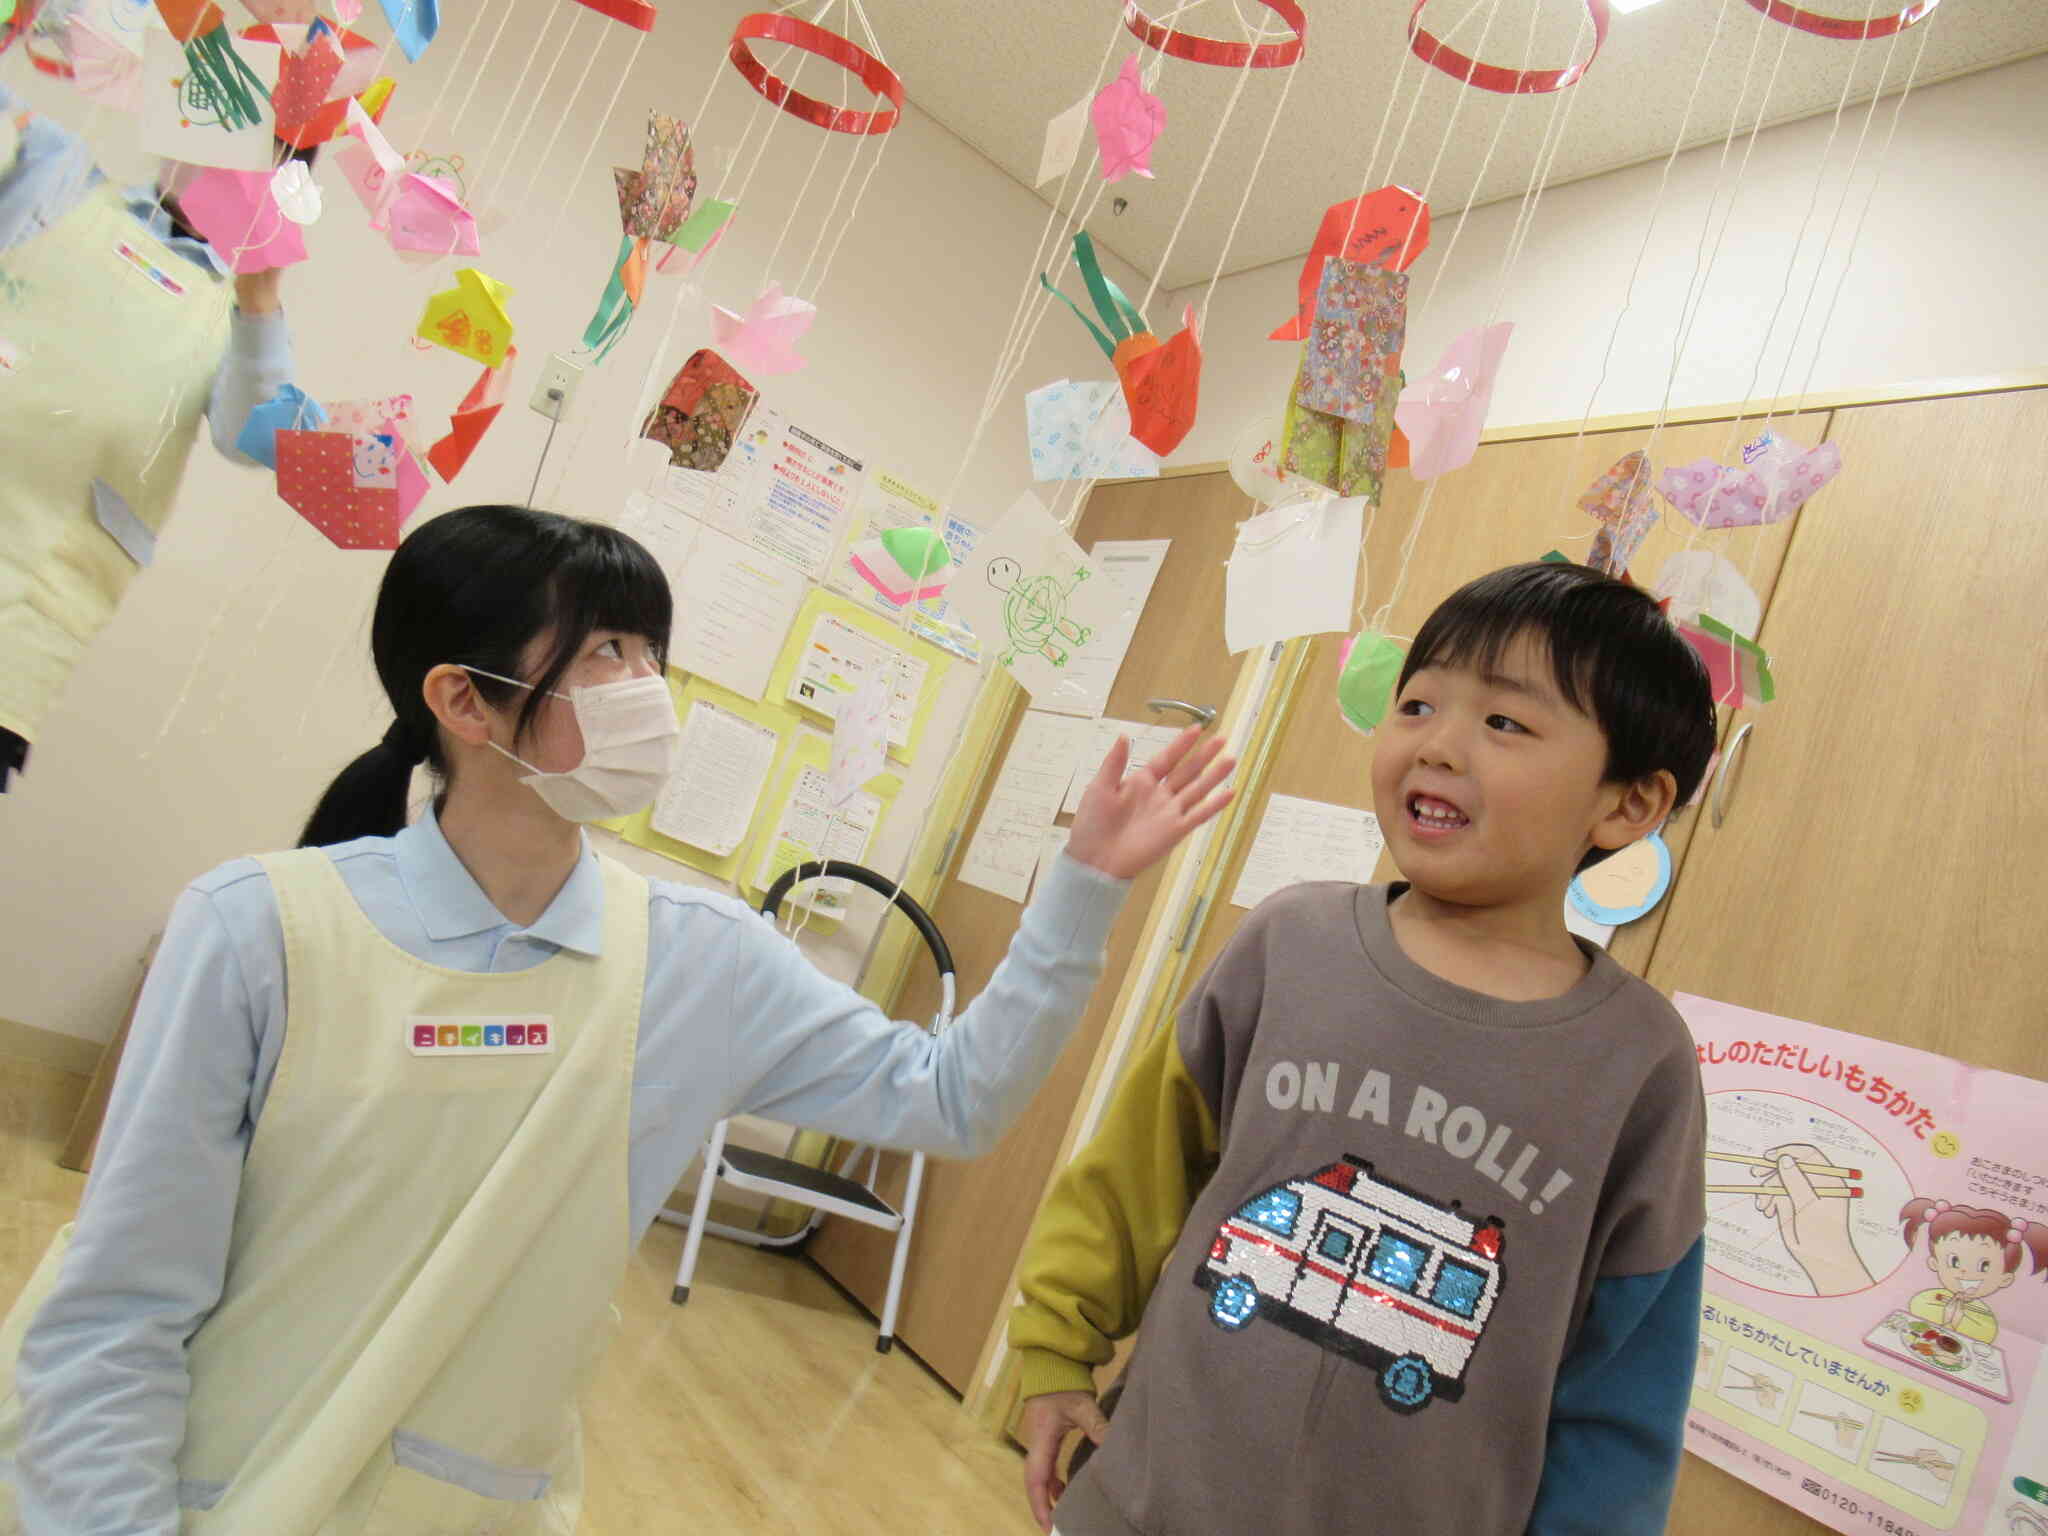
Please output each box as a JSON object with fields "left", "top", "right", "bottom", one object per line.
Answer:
{"left": 423, "top": 664, "right": 495, "bottom": 749}
{"left": 1590, "top": 769, "right": 1678, "bottom": 853}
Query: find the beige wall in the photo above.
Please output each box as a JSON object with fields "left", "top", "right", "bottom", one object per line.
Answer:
{"left": 0, "top": 0, "right": 1132, "bottom": 1044}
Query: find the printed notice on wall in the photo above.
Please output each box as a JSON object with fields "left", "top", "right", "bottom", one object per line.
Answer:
{"left": 956, "top": 711, "right": 1096, "bottom": 902}
{"left": 1229, "top": 794, "right": 1385, "bottom": 911}
{"left": 1678, "top": 994, "right": 2048, "bottom": 1536}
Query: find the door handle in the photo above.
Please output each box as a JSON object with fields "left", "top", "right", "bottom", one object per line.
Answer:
{"left": 1146, "top": 697, "right": 1217, "bottom": 728}
{"left": 1710, "top": 723, "right": 1755, "bottom": 830}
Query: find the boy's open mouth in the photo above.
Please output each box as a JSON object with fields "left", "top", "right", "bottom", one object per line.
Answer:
{"left": 1406, "top": 792, "right": 1470, "bottom": 835}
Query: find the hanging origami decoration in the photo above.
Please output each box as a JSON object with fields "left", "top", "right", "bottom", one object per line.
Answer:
{"left": 727, "top": 10, "right": 903, "bottom": 136}
{"left": 270, "top": 159, "right": 322, "bottom": 222}
{"left": 1409, "top": 0, "right": 1608, "bottom": 93}
{"left": 235, "top": 383, "right": 328, "bottom": 469}
{"left": 417, "top": 268, "right": 514, "bottom": 368}
{"left": 1336, "top": 631, "right": 1405, "bottom": 735}
{"left": 582, "top": 111, "right": 710, "bottom": 363}
{"left": 152, "top": 1, "right": 271, "bottom": 133}
{"left": 387, "top": 172, "right": 478, "bottom": 255}
{"left": 1653, "top": 549, "right": 1761, "bottom": 636}
{"left": 275, "top": 424, "right": 428, "bottom": 549}
{"left": 426, "top": 348, "right": 515, "bottom": 482}
{"left": 1577, "top": 450, "right": 1659, "bottom": 577}
{"left": 376, "top": 0, "right": 438, "bottom": 60}
{"left": 1039, "top": 231, "right": 1199, "bottom": 457}
{"left": 175, "top": 164, "right": 307, "bottom": 272}
{"left": 64, "top": 12, "right": 144, "bottom": 111}
{"left": 1092, "top": 55, "right": 1164, "bottom": 182}
{"left": 1655, "top": 432, "right": 1841, "bottom": 529}
{"left": 1678, "top": 614, "right": 1775, "bottom": 710}
{"left": 709, "top": 282, "right": 816, "bottom": 376}
{"left": 1394, "top": 322, "right": 1514, "bottom": 480}
{"left": 1279, "top": 258, "right": 1409, "bottom": 505}
{"left": 849, "top": 526, "right": 954, "bottom": 608}
{"left": 1270, "top": 186, "right": 1430, "bottom": 341}
{"left": 640, "top": 348, "right": 756, "bottom": 471}
{"left": 268, "top": 22, "right": 342, "bottom": 139}
{"left": 1025, "top": 379, "right": 1159, "bottom": 482}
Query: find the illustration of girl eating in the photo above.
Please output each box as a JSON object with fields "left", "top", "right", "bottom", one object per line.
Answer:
{"left": 1897, "top": 1198, "right": 2048, "bottom": 1347}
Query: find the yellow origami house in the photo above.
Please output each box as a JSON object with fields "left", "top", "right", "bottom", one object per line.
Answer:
{"left": 417, "top": 268, "right": 514, "bottom": 369}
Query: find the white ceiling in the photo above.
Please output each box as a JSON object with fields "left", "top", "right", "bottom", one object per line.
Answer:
{"left": 859, "top": 0, "right": 2048, "bottom": 291}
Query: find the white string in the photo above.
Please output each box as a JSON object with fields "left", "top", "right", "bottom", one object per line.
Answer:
{"left": 1194, "top": 23, "right": 1301, "bottom": 330}
{"left": 807, "top": 123, "right": 895, "bottom": 303}
{"left": 470, "top": 1, "right": 574, "bottom": 212}
{"left": 532, "top": 27, "right": 649, "bottom": 269}
{"left": 505, "top": 10, "right": 605, "bottom": 219}
{"left": 762, "top": 25, "right": 857, "bottom": 286}
{"left": 1135, "top": 23, "right": 1265, "bottom": 316}
{"left": 443, "top": 0, "right": 521, "bottom": 141}
{"left": 410, "top": 0, "right": 490, "bottom": 152}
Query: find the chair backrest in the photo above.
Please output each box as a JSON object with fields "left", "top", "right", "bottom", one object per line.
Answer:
{"left": 759, "top": 861, "right": 957, "bottom": 1029}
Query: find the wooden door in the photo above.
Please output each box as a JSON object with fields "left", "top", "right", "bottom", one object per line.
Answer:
{"left": 1177, "top": 413, "right": 1823, "bottom": 993}
{"left": 809, "top": 471, "right": 1248, "bottom": 1391}
{"left": 1646, "top": 388, "right": 2048, "bottom": 1533}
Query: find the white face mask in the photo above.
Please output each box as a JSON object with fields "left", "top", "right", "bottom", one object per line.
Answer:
{"left": 463, "top": 666, "right": 680, "bottom": 823}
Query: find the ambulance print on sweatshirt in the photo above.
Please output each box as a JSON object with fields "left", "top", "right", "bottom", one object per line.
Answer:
{"left": 1014, "top": 882, "right": 1706, "bottom": 1536}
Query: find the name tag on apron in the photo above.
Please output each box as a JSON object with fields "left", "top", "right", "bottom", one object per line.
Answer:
{"left": 406, "top": 1015, "right": 555, "bottom": 1055}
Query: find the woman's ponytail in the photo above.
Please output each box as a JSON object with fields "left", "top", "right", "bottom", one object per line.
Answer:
{"left": 297, "top": 717, "right": 427, "bottom": 848}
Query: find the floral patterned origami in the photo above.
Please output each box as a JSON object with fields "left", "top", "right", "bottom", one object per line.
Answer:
{"left": 1296, "top": 259, "right": 1407, "bottom": 424}
{"left": 1091, "top": 55, "right": 1164, "bottom": 183}
{"left": 1270, "top": 187, "right": 1430, "bottom": 342}
{"left": 1578, "top": 450, "right": 1659, "bottom": 576}
{"left": 640, "top": 349, "right": 756, "bottom": 471}
{"left": 1393, "top": 322, "right": 1514, "bottom": 481}
{"left": 1656, "top": 433, "right": 1841, "bottom": 529}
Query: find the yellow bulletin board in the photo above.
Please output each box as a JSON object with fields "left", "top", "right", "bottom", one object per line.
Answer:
{"left": 740, "top": 728, "right": 902, "bottom": 931}
{"left": 768, "top": 589, "right": 951, "bottom": 767}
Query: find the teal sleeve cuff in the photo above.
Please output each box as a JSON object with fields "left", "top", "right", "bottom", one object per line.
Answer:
{"left": 1527, "top": 1238, "right": 1704, "bottom": 1536}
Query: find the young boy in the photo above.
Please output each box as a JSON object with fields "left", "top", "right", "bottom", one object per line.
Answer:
{"left": 1009, "top": 561, "right": 1718, "bottom": 1536}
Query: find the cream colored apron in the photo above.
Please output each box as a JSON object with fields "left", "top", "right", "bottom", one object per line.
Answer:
{"left": 0, "top": 846, "right": 648, "bottom": 1535}
{"left": 0, "top": 180, "right": 230, "bottom": 743}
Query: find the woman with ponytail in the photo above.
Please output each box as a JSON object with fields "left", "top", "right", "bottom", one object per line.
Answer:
{"left": 2, "top": 505, "right": 1235, "bottom": 1533}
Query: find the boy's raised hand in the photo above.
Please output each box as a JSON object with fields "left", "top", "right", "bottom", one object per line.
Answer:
{"left": 1064, "top": 725, "right": 1235, "bottom": 881}
{"left": 1020, "top": 1389, "right": 1110, "bottom": 1533}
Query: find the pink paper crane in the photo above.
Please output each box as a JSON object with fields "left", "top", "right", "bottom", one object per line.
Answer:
{"left": 1091, "top": 55, "right": 1165, "bottom": 183}
{"left": 709, "top": 282, "right": 816, "bottom": 376}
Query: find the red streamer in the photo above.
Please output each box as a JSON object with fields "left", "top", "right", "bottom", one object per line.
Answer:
{"left": 1407, "top": 0, "right": 1609, "bottom": 94}
{"left": 1740, "top": 0, "right": 1939, "bottom": 40}
{"left": 727, "top": 12, "right": 904, "bottom": 136}
{"left": 1121, "top": 0, "right": 1306, "bottom": 68}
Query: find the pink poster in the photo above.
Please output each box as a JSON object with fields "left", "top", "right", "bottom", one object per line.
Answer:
{"left": 1676, "top": 994, "right": 2048, "bottom": 1536}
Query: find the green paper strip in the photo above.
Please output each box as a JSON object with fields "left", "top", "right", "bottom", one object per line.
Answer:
{"left": 186, "top": 30, "right": 270, "bottom": 133}
{"left": 1041, "top": 231, "right": 1149, "bottom": 361}
{"left": 672, "top": 197, "right": 736, "bottom": 252}
{"left": 1038, "top": 272, "right": 1118, "bottom": 359}
{"left": 580, "top": 235, "right": 638, "bottom": 362}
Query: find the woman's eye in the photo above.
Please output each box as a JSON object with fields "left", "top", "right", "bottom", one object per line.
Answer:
{"left": 597, "top": 639, "right": 623, "bottom": 659}
{"left": 1485, "top": 714, "right": 1526, "bottom": 734}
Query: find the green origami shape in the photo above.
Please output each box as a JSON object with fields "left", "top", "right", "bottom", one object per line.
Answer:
{"left": 879, "top": 525, "right": 951, "bottom": 580}
{"left": 1337, "top": 631, "right": 1405, "bottom": 735}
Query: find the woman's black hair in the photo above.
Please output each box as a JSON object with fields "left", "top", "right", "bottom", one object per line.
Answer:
{"left": 297, "top": 505, "right": 672, "bottom": 848}
{"left": 1397, "top": 561, "right": 1718, "bottom": 868}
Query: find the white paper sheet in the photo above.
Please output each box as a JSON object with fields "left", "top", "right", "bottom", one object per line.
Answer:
{"left": 755, "top": 762, "right": 879, "bottom": 914}
{"left": 947, "top": 491, "right": 1126, "bottom": 709}
{"left": 618, "top": 490, "right": 700, "bottom": 578}
{"left": 786, "top": 611, "right": 929, "bottom": 752}
{"left": 666, "top": 519, "right": 809, "bottom": 702}
{"left": 141, "top": 32, "right": 282, "bottom": 171}
{"left": 1039, "top": 538, "right": 1171, "bottom": 719}
{"left": 1036, "top": 95, "right": 1091, "bottom": 186}
{"left": 825, "top": 671, "right": 891, "bottom": 806}
{"left": 1061, "top": 719, "right": 1186, "bottom": 815}
{"left": 1230, "top": 794, "right": 1385, "bottom": 910}
{"left": 1223, "top": 496, "right": 1366, "bottom": 655}
{"left": 956, "top": 711, "right": 1097, "bottom": 902}
{"left": 650, "top": 698, "right": 781, "bottom": 858}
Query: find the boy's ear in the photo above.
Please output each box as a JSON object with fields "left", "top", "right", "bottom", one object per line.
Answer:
{"left": 1591, "top": 769, "right": 1678, "bottom": 852}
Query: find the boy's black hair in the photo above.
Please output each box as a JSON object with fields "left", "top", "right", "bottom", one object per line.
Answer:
{"left": 298, "top": 505, "right": 673, "bottom": 848}
{"left": 1397, "top": 561, "right": 1718, "bottom": 869}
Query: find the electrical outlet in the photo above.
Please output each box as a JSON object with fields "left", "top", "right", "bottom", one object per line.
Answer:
{"left": 528, "top": 353, "right": 585, "bottom": 421}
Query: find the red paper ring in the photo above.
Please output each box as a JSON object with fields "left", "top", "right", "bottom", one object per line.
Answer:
{"left": 1740, "top": 0, "right": 1939, "bottom": 40}
{"left": 1122, "top": 0, "right": 1306, "bottom": 68}
{"left": 728, "top": 13, "right": 905, "bottom": 136}
{"left": 1408, "top": 0, "right": 1609, "bottom": 94}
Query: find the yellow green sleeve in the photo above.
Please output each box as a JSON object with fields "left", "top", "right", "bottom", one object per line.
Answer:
{"left": 1008, "top": 1019, "right": 1220, "bottom": 1399}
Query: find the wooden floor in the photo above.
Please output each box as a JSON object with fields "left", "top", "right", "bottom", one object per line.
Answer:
{"left": 2, "top": 1059, "right": 1039, "bottom": 1534}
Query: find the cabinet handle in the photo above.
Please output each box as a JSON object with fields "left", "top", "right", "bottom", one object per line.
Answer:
{"left": 1711, "top": 723, "right": 1755, "bottom": 830}
{"left": 1146, "top": 697, "right": 1217, "bottom": 728}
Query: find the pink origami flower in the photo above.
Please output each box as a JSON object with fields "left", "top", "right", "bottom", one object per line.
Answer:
{"left": 175, "top": 167, "right": 308, "bottom": 274}
{"left": 1393, "top": 322, "right": 1514, "bottom": 481}
{"left": 1091, "top": 56, "right": 1165, "bottom": 184}
{"left": 709, "top": 282, "right": 815, "bottom": 376}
